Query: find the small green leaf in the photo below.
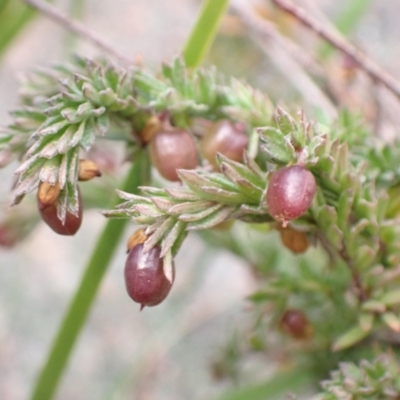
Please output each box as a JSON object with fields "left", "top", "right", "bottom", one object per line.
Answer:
{"left": 186, "top": 206, "right": 234, "bottom": 230}
{"left": 316, "top": 205, "right": 343, "bottom": 248}
{"left": 168, "top": 200, "right": 216, "bottom": 216}
{"left": 382, "top": 312, "right": 400, "bottom": 332}
{"left": 178, "top": 203, "right": 223, "bottom": 222}
{"left": 274, "top": 106, "right": 297, "bottom": 136}
{"left": 258, "top": 127, "right": 295, "bottom": 164}
{"left": 361, "top": 300, "right": 386, "bottom": 313}
{"left": 379, "top": 290, "right": 400, "bottom": 307}
{"left": 332, "top": 325, "right": 369, "bottom": 352}
{"left": 358, "top": 312, "right": 374, "bottom": 332}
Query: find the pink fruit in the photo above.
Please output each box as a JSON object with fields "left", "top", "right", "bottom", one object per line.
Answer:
{"left": 149, "top": 127, "right": 198, "bottom": 181}
{"left": 200, "top": 120, "right": 248, "bottom": 169}
{"left": 266, "top": 165, "right": 316, "bottom": 226}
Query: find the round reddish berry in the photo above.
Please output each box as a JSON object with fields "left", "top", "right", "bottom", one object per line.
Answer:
{"left": 280, "top": 309, "right": 313, "bottom": 340}
{"left": 266, "top": 165, "right": 316, "bottom": 226}
{"left": 149, "top": 127, "right": 198, "bottom": 181}
{"left": 124, "top": 243, "right": 175, "bottom": 309}
{"left": 200, "top": 120, "right": 248, "bottom": 169}
{"left": 38, "top": 187, "right": 82, "bottom": 235}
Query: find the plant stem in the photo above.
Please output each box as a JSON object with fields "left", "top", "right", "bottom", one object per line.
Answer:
{"left": 183, "top": 0, "right": 230, "bottom": 68}
{"left": 30, "top": 152, "right": 149, "bottom": 400}
{"left": 23, "top": 0, "right": 132, "bottom": 65}
{"left": 272, "top": 0, "right": 400, "bottom": 99}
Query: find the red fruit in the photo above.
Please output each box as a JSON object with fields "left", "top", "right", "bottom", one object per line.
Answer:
{"left": 38, "top": 188, "right": 83, "bottom": 235}
{"left": 149, "top": 127, "right": 198, "bottom": 181}
{"left": 280, "top": 309, "right": 313, "bottom": 340}
{"left": 266, "top": 165, "right": 316, "bottom": 226}
{"left": 124, "top": 243, "right": 175, "bottom": 309}
{"left": 200, "top": 120, "right": 248, "bottom": 169}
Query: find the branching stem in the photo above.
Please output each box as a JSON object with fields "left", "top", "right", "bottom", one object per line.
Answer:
{"left": 23, "top": 0, "right": 132, "bottom": 65}
{"left": 272, "top": 0, "right": 400, "bottom": 100}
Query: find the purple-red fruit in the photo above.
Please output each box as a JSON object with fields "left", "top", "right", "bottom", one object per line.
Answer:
{"left": 200, "top": 120, "right": 248, "bottom": 169}
{"left": 149, "top": 127, "right": 198, "bottom": 181}
{"left": 38, "top": 187, "right": 83, "bottom": 235}
{"left": 266, "top": 165, "right": 316, "bottom": 226}
{"left": 125, "top": 243, "right": 175, "bottom": 309}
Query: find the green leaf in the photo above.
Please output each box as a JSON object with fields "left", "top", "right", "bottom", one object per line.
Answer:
{"left": 382, "top": 312, "right": 400, "bottom": 332}
{"left": 332, "top": 325, "right": 369, "bottom": 351}
{"left": 379, "top": 290, "right": 400, "bottom": 307}
{"left": 258, "top": 127, "right": 296, "bottom": 164}
{"left": 358, "top": 312, "right": 374, "bottom": 332}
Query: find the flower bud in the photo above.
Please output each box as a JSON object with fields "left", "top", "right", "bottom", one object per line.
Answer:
{"left": 200, "top": 120, "right": 248, "bottom": 170}
{"left": 278, "top": 225, "right": 309, "bottom": 253}
{"left": 125, "top": 243, "right": 175, "bottom": 309}
{"left": 279, "top": 309, "right": 313, "bottom": 340}
{"left": 149, "top": 127, "right": 198, "bottom": 181}
{"left": 37, "top": 181, "right": 61, "bottom": 210}
{"left": 38, "top": 187, "right": 83, "bottom": 235}
{"left": 266, "top": 165, "right": 316, "bottom": 227}
{"left": 78, "top": 159, "right": 102, "bottom": 181}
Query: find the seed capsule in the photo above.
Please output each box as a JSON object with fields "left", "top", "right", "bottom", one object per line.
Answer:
{"left": 278, "top": 225, "right": 309, "bottom": 253}
{"left": 125, "top": 243, "right": 175, "bottom": 309}
{"left": 38, "top": 187, "right": 83, "bottom": 235}
{"left": 149, "top": 127, "right": 198, "bottom": 181}
{"left": 266, "top": 165, "right": 316, "bottom": 226}
{"left": 37, "top": 181, "right": 61, "bottom": 209}
{"left": 280, "top": 309, "right": 313, "bottom": 340}
{"left": 78, "top": 159, "right": 102, "bottom": 181}
{"left": 200, "top": 120, "right": 248, "bottom": 170}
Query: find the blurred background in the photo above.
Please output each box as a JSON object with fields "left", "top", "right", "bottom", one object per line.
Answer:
{"left": 1, "top": 0, "right": 400, "bottom": 399}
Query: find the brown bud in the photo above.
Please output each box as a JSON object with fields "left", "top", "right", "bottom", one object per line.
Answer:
{"left": 279, "top": 309, "right": 313, "bottom": 340}
{"left": 149, "top": 127, "right": 198, "bottom": 181}
{"left": 126, "top": 228, "right": 148, "bottom": 253}
{"left": 140, "top": 116, "right": 163, "bottom": 144}
{"left": 37, "top": 181, "right": 61, "bottom": 210}
{"left": 78, "top": 159, "right": 102, "bottom": 181}
{"left": 38, "top": 187, "right": 83, "bottom": 236}
{"left": 278, "top": 226, "right": 309, "bottom": 253}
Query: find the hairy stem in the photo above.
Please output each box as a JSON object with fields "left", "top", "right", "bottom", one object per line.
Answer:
{"left": 30, "top": 152, "right": 149, "bottom": 400}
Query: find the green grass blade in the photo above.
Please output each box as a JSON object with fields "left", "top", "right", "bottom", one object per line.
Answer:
{"left": 30, "top": 152, "right": 149, "bottom": 400}
{"left": 0, "top": 2, "right": 36, "bottom": 57}
{"left": 183, "top": 0, "right": 230, "bottom": 68}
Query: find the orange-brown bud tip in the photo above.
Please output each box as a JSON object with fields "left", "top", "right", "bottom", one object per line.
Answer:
{"left": 126, "top": 228, "right": 148, "bottom": 253}
{"left": 37, "top": 181, "right": 61, "bottom": 210}
{"left": 78, "top": 159, "right": 102, "bottom": 181}
{"left": 140, "top": 116, "right": 163, "bottom": 144}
